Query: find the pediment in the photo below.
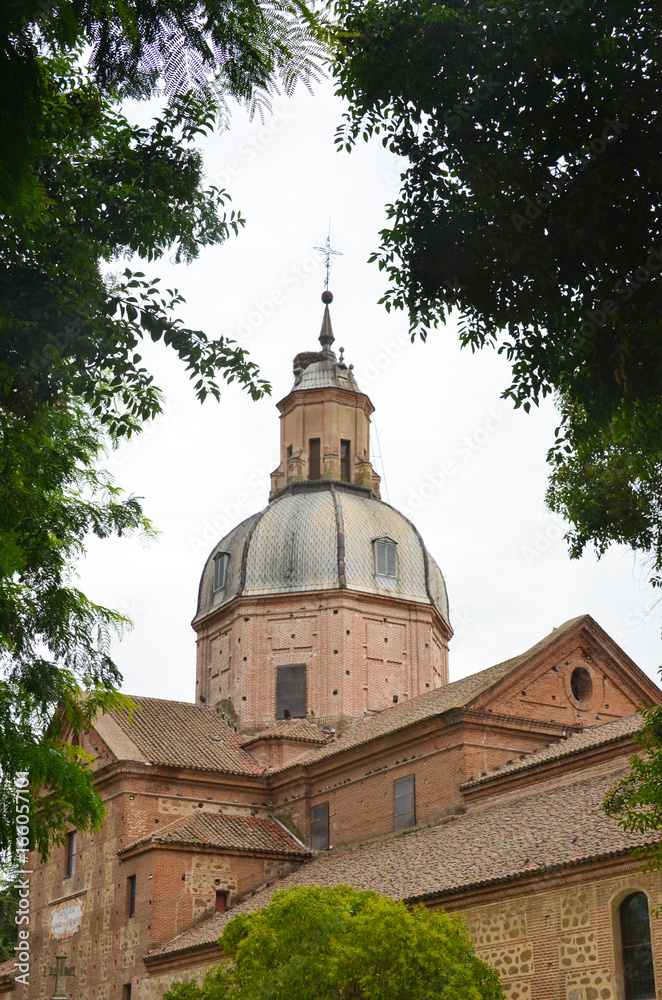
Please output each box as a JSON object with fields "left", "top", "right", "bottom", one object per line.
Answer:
{"left": 472, "top": 615, "right": 662, "bottom": 727}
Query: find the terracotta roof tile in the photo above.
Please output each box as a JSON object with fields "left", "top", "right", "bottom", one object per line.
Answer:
{"left": 111, "top": 697, "right": 263, "bottom": 775}
{"left": 241, "top": 720, "right": 330, "bottom": 746}
{"left": 278, "top": 619, "right": 586, "bottom": 770}
{"left": 0, "top": 959, "right": 14, "bottom": 981}
{"left": 462, "top": 713, "right": 644, "bottom": 788}
{"left": 119, "top": 812, "right": 311, "bottom": 856}
{"left": 153, "top": 761, "right": 655, "bottom": 958}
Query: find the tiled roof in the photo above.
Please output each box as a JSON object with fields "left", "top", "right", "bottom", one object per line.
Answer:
{"left": 111, "top": 697, "right": 263, "bottom": 775}
{"left": 195, "top": 481, "right": 450, "bottom": 628}
{"left": 280, "top": 619, "right": 585, "bottom": 769}
{"left": 152, "top": 762, "right": 655, "bottom": 958}
{"left": 463, "top": 713, "right": 644, "bottom": 788}
{"left": 119, "top": 812, "right": 311, "bottom": 856}
{"left": 241, "top": 720, "right": 330, "bottom": 745}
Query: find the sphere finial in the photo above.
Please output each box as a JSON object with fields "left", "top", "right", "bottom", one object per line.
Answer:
{"left": 322, "top": 289, "right": 333, "bottom": 305}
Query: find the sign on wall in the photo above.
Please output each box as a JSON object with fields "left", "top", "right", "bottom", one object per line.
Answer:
{"left": 49, "top": 897, "right": 85, "bottom": 941}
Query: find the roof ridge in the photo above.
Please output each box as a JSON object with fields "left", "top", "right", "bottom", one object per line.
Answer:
{"left": 462, "top": 712, "right": 643, "bottom": 789}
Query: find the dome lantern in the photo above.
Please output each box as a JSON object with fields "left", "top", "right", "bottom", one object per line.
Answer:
{"left": 269, "top": 294, "right": 381, "bottom": 499}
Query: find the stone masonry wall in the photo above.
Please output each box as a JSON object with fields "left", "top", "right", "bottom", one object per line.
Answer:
{"left": 445, "top": 866, "right": 662, "bottom": 1000}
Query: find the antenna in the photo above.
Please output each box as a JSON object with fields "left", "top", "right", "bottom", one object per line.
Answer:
{"left": 314, "top": 224, "right": 343, "bottom": 291}
{"left": 370, "top": 418, "right": 390, "bottom": 504}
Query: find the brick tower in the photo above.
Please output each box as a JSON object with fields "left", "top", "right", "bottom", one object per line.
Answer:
{"left": 193, "top": 296, "right": 452, "bottom": 733}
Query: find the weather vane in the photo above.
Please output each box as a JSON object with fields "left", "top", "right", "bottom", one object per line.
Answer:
{"left": 314, "top": 227, "right": 343, "bottom": 293}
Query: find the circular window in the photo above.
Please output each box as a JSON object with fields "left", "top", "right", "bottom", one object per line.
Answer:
{"left": 570, "top": 667, "right": 592, "bottom": 703}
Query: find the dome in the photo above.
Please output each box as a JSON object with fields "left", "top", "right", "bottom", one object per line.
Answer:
{"left": 194, "top": 481, "right": 450, "bottom": 629}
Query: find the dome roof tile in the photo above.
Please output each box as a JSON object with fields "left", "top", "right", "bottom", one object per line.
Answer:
{"left": 194, "top": 482, "right": 450, "bottom": 627}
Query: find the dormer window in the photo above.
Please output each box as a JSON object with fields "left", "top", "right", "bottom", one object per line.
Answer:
{"left": 374, "top": 538, "right": 397, "bottom": 577}
{"left": 213, "top": 553, "right": 229, "bottom": 591}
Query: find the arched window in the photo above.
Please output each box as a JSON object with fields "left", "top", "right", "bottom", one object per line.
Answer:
{"left": 620, "top": 892, "right": 656, "bottom": 1000}
{"left": 374, "top": 538, "right": 397, "bottom": 578}
{"left": 213, "top": 553, "right": 229, "bottom": 591}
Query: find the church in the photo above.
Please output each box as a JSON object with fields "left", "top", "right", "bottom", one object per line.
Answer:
{"left": 4, "top": 295, "right": 662, "bottom": 1000}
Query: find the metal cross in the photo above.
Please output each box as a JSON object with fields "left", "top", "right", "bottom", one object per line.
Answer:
{"left": 44, "top": 955, "right": 76, "bottom": 1000}
{"left": 313, "top": 229, "right": 343, "bottom": 290}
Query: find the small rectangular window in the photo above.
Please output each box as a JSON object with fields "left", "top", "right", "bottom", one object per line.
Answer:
{"left": 276, "top": 664, "right": 307, "bottom": 718}
{"left": 375, "top": 539, "right": 397, "bottom": 577}
{"left": 309, "top": 438, "right": 321, "bottom": 480}
{"left": 215, "top": 890, "right": 228, "bottom": 913}
{"left": 310, "top": 802, "right": 329, "bottom": 850}
{"left": 393, "top": 774, "right": 415, "bottom": 831}
{"left": 286, "top": 445, "right": 293, "bottom": 459}
{"left": 123, "top": 985, "right": 132, "bottom": 1000}
{"left": 340, "top": 440, "right": 351, "bottom": 482}
{"left": 127, "top": 875, "right": 136, "bottom": 918}
{"left": 214, "top": 553, "right": 229, "bottom": 590}
{"left": 65, "top": 830, "right": 77, "bottom": 878}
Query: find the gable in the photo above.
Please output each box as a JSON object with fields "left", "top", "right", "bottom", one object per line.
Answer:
{"left": 472, "top": 615, "right": 662, "bottom": 727}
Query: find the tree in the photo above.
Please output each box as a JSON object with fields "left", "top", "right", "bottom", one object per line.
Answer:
{"left": 1, "top": 51, "right": 270, "bottom": 438}
{"left": 0, "top": 399, "right": 149, "bottom": 862}
{"left": 604, "top": 703, "right": 662, "bottom": 871}
{"left": 164, "top": 885, "right": 505, "bottom": 1000}
{"left": 333, "top": 0, "right": 662, "bottom": 579}
{"left": 0, "top": 44, "right": 275, "bottom": 872}
{"left": 0, "top": 0, "right": 329, "bottom": 874}
{"left": 1, "top": 0, "right": 330, "bottom": 209}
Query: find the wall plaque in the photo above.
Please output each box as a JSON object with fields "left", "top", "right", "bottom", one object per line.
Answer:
{"left": 49, "top": 897, "right": 84, "bottom": 941}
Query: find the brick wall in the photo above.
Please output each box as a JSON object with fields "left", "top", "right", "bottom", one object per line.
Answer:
{"left": 195, "top": 592, "right": 449, "bottom": 731}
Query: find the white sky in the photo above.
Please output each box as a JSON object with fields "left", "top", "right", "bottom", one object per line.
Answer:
{"left": 79, "top": 79, "right": 662, "bottom": 703}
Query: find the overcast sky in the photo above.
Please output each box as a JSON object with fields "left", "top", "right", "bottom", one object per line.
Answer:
{"left": 78, "top": 78, "right": 662, "bottom": 704}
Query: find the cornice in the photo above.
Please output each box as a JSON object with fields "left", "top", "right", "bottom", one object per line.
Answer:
{"left": 143, "top": 942, "right": 224, "bottom": 973}
{"left": 277, "top": 386, "right": 374, "bottom": 418}
{"left": 418, "top": 850, "right": 658, "bottom": 911}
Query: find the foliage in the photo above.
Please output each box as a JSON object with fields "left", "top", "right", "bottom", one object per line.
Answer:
{"left": 333, "top": 0, "right": 662, "bottom": 578}
{"left": 0, "top": 0, "right": 329, "bottom": 866}
{"left": 1, "top": 52, "right": 269, "bottom": 439}
{"left": 604, "top": 704, "right": 662, "bottom": 871}
{"left": 1, "top": 0, "right": 332, "bottom": 207}
{"left": 547, "top": 398, "right": 662, "bottom": 586}
{"left": 164, "top": 885, "right": 505, "bottom": 1000}
{"left": 0, "top": 873, "right": 19, "bottom": 962}
{"left": 0, "top": 400, "right": 147, "bottom": 860}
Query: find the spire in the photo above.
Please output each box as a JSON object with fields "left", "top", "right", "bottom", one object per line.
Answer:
{"left": 319, "top": 290, "right": 335, "bottom": 354}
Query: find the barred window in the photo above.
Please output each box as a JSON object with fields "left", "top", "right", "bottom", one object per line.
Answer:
{"left": 214, "top": 553, "right": 229, "bottom": 591}
{"left": 310, "top": 802, "right": 329, "bottom": 851}
{"left": 393, "top": 774, "right": 415, "bottom": 831}
{"left": 276, "top": 664, "right": 307, "bottom": 719}
{"left": 65, "top": 830, "right": 77, "bottom": 878}
{"left": 374, "top": 538, "right": 397, "bottom": 577}
{"left": 620, "top": 892, "right": 656, "bottom": 1000}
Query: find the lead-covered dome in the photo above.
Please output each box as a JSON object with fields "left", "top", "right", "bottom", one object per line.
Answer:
{"left": 194, "top": 481, "right": 450, "bottom": 629}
